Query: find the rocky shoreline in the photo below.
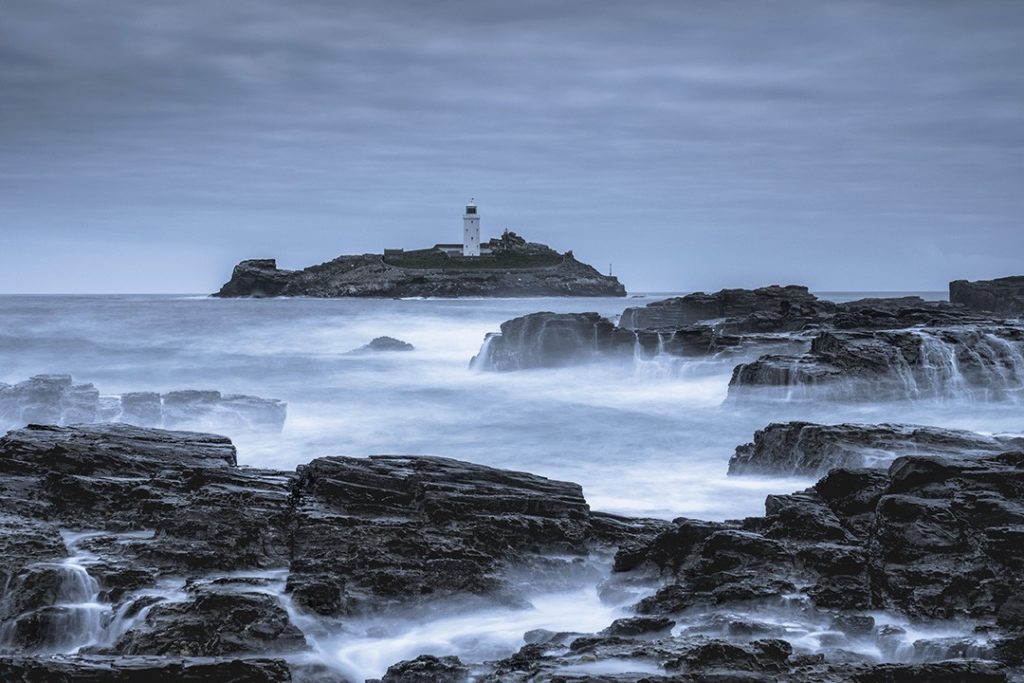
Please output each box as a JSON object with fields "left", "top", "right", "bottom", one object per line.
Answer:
{"left": 4, "top": 277, "right": 1024, "bottom": 681}
{"left": 471, "top": 282, "right": 1024, "bottom": 405}
{"left": 2, "top": 419, "right": 1024, "bottom": 681}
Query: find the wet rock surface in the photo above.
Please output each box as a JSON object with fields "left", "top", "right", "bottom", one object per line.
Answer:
{"left": 477, "top": 636, "right": 1012, "bottom": 682}
{"left": 604, "top": 451, "right": 1024, "bottom": 676}
{"left": 378, "top": 654, "right": 469, "bottom": 682}
{"left": 619, "top": 285, "right": 831, "bottom": 331}
{"left": 472, "top": 310, "right": 805, "bottom": 371}
{"left": 109, "top": 590, "right": 308, "bottom": 656}
{"left": 215, "top": 241, "right": 626, "bottom": 298}
{"left": 3, "top": 424, "right": 1024, "bottom": 680}
{"left": 473, "top": 286, "right": 1007, "bottom": 374}
{"left": 472, "top": 312, "right": 635, "bottom": 370}
{"left": 730, "top": 421, "right": 1024, "bottom": 476}
{"left": 0, "top": 423, "right": 667, "bottom": 679}
{"left": 0, "top": 656, "right": 293, "bottom": 682}
{"left": 729, "top": 326, "right": 1024, "bottom": 401}
{"left": 0, "top": 374, "right": 286, "bottom": 433}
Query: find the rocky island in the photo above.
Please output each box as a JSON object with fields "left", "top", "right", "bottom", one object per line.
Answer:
{"left": 215, "top": 205, "right": 625, "bottom": 298}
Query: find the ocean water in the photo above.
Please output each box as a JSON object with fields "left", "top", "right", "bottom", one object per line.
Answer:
{"left": 2, "top": 290, "right": 1018, "bottom": 523}
{"left": 5, "top": 290, "right": 1023, "bottom": 679}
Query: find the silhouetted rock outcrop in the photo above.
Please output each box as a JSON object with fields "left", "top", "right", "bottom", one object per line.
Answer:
{"left": 950, "top": 276, "right": 1024, "bottom": 316}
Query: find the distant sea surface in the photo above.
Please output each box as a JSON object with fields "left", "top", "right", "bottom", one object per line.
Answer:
{"left": 6, "top": 288, "right": 1009, "bottom": 524}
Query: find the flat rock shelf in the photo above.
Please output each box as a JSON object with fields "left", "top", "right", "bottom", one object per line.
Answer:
{"left": 3, "top": 423, "right": 1024, "bottom": 681}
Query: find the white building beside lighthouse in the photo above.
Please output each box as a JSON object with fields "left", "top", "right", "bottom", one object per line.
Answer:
{"left": 463, "top": 199, "right": 480, "bottom": 257}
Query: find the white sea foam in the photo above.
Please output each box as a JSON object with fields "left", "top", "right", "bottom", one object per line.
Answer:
{"left": 2, "top": 291, "right": 1015, "bottom": 675}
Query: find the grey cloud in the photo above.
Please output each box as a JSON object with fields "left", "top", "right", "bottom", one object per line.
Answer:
{"left": 1, "top": 0, "right": 1022, "bottom": 292}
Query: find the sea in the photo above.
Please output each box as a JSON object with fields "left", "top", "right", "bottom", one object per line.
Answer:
{"left": 3, "top": 290, "right": 1019, "bottom": 522}
{"left": 2, "top": 291, "right": 1021, "bottom": 678}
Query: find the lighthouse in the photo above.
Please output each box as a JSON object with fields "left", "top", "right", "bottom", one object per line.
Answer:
{"left": 463, "top": 199, "right": 480, "bottom": 257}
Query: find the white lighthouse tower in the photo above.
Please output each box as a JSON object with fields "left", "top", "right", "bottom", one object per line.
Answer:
{"left": 462, "top": 199, "right": 480, "bottom": 257}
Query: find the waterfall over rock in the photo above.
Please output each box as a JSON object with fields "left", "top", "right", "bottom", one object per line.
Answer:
{"left": 470, "top": 311, "right": 636, "bottom": 370}
{"left": 0, "top": 537, "right": 106, "bottom": 654}
{"left": 729, "top": 326, "right": 1024, "bottom": 402}
{"left": 471, "top": 311, "right": 806, "bottom": 373}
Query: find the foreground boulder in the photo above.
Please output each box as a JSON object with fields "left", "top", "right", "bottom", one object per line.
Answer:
{"left": 950, "top": 276, "right": 1024, "bottom": 316}
{"left": 286, "top": 454, "right": 599, "bottom": 615}
{"left": 729, "top": 326, "right": 1024, "bottom": 401}
{"left": 0, "top": 375, "right": 286, "bottom": 433}
{"left": 730, "top": 421, "right": 1024, "bottom": 476}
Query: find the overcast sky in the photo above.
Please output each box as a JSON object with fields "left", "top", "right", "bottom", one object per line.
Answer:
{"left": 2, "top": 0, "right": 1022, "bottom": 294}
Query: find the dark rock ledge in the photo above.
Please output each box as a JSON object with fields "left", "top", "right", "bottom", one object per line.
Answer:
{"left": 471, "top": 284, "right": 1014, "bottom": 373}
{"left": 3, "top": 423, "right": 1024, "bottom": 681}
{"left": 0, "top": 423, "right": 665, "bottom": 681}
{"left": 592, "top": 450, "right": 1024, "bottom": 682}
{"left": 729, "top": 421, "right": 1024, "bottom": 476}
{"left": 951, "top": 276, "right": 1024, "bottom": 317}
{"left": 728, "top": 325, "right": 1024, "bottom": 402}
